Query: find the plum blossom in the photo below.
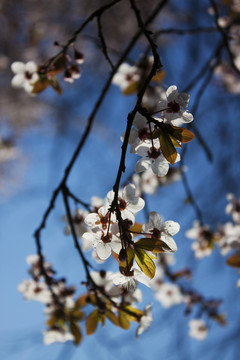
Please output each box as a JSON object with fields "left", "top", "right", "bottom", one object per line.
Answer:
{"left": 43, "top": 328, "right": 74, "bottom": 345}
{"left": 18, "top": 279, "right": 52, "bottom": 303}
{"left": 121, "top": 113, "right": 154, "bottom": 153}
{"left": 226, "top": 193, "right": 240, "bottom": 224}
{"left": 112, "top": 63, "right": 140, "bottom": 92}
{"left": 154, "top": 283, "right": 183, "bottom": 308}
{"left": 82, "top": 228, "right": 121, "bottom": 260}
{"left": 217, "top": 222, "right": 240, "bottom": 255}
{"left": 107, "top": 184, "right": 145, "bottom": 224}
{"left": 84, "top": 206, "right": 117, "bottom": 232}
{"left": 110, "top": 268, "right": 151, "bottom": 289}
{"left": 132, "top": 167, "right": 159, "bottom": 195}
{"left": 158, "top": 85, "right": 193, "bottom": 125}
{"left": 136, "top": 304, "right": 152, "bottom": 337}
{"left": 11, "top": 61, "right": 39, "bottom": 94}
{"left": 143, "top": 212, "right": 179, "bottom": 253}
{"left": 63, "top": 208, "right": 88, "bottom": 234}
{"left": 186, "top": 220, "right": 215, "bottom": 258}
{"left": 189, "top": 319, "right": 208, "bottom": 340}
{"left": 135, "top": 140, "right": 180, "bottom": 177}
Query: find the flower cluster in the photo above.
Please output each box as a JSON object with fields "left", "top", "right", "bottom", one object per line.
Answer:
{"left": 11, "top": 46, "right": 84, "bottom": 95}
{"left": 118, "top": 85, "right": 194, "bottom": 178}
{"left": 186, "top": 193, "right": 240, "bottom": 286}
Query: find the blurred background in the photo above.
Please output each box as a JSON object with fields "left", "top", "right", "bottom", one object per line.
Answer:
{"left": 1, "top": 0, "right": 240, "bottom": 359}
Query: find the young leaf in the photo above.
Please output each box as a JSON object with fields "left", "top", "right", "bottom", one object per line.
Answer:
{"left": 106, "top": 310, "right": 120, "bottom": 326}
{"left": 135, "top": 238, "right": 173, "bottom": 253}
{"left": 75, "top": 294, "right": 88, "bottom": 308}
{"left": 171, "top": 126, "right": 195, "bottom": 143}
{"left": 70, "top": 321, "right": 82, "bottom": 345}
{"left": 47, "top": 53, "right": 66, "bottom": 77}
{"left": 119, "top": 247, "right": 135, "bottom": 270}
{"left": 159, "top": 131, "right": 177, "bottom": 165}
{"left": 32, "top": 77, "right": 49, "bottom": 94}
{"left": 118, "top": 310, "right": 130, "bottom": 329}
{"left": 152, "top": 70, "right": 165, "bottom": 83}
{"left": 48, "top": 76, "right": 62, "bottom": 95}
{"left": 134, "top": 248, "right": 156, "bottom": 279}
{"left": 226, "top": 253, "right": 240, "bottom": 268}
{"left": 86, "top": 309, "right": 99, "bottom": 335}
{"left": 123, "top": 305, "right": 143, "bottom": 322}
{"left": 130, "top": 222, "right": 143, "bottom": 235}
{"left": 122, "top": 81, "right": 138, "bottom": 95}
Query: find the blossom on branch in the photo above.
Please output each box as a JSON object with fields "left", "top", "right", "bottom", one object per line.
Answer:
{"left": 11, "top": 61, "right": 39, "bottom": 94}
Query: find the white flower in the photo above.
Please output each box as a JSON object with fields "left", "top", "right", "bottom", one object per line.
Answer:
{"left": 154, "top": 283, "right": 183, "bottom": 308}
{"left": 217, "top": 222, "right": 240, "bottom": 255}
{"left": 135, "top": 141, "right": 180, "bottom": 177}
{"left": 11, "top": 61, "right": 39, "bottom": 94}
{"left": 107, "top": 184, "right": 145, "bottom": 224}
{"left": 143, "top": 212, "right": 179, "bottom": 253}
{"left": 121, "top": 113, "right": 154, "bottom": 153}
{"left": 226, "top": 193, "right": 240, "bottom": 224}
{"left": 158, "top": 85, "right": 193, "bottom": 125}
{"left": 110, "top": 268, "right": 151, "bottom": 289}
{"left": 132, "top": 168, "right": 159, "bottom": 196}
{"left": 63, "top": 208, "right": 89, "bottom": 239}
{"left": 43, "top": 328, "right": 74, "bottom": 345}
{"left": 84, "top": 206, "right": 117, "bottom": 232}
{"left": 82, "top": 229, "right": 121, "bottom": 260}
{"left": 186, "top": 221, "right": 214, "bottom": 259}
{"left": 18, "top": 280, "right": 52, "bottom": 304}
{"left": 189, "top": 319, "right": 208, "bottom": 341}
{"left": 112, "top": 63, "right": 140, "bottom": 92}
{"left": 136, "top": 304, "right": 152, "bottom": 337}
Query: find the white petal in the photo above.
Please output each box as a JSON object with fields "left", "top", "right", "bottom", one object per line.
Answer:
{"left": 25, "top": 61, "right": 38, "bottom": 73}
{"left": 152, "top": 155, "right": 169, "bottom": 176}
{"left": 161, "top": 234, "right": 178, "bottom": 252}
{"left": 166, "top": 85, "right": 178, "bottom": 101}
{"left": 163, "top": 220, "right": 180, "bottom": 236}
{"left": 11, "top": 74, "right": 25, "bottom": 87}
{"left": 135, "top": 158, "right": 151, "bottom": 173}
{"left": 11, "top": 61, "right": 25, "bottom": 74}
{"left": 96, "top": 242, "right": 111, "bottom": 260}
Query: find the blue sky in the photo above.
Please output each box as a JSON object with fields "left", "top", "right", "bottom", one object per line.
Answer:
{"left": 1, "top": 1, "right": 240, "bottom": 359}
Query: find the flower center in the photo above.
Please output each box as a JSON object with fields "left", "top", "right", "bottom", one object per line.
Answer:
{"left": 150, "top": 227, "right": 161, "bottom": 239}
{"left": 148, "top": 146, "right": 160, "bottom": 159}
{"left": 167, "top": 101, "right": 180, "bottom": 113}
{"left": 25, "top": 71, "right": 33, "bottom": 80}
{"left": 101, "top": 233, "right": 112, "bottom": 243}
{"left": 118, "top": 197, "right": 127, "bottom": 211}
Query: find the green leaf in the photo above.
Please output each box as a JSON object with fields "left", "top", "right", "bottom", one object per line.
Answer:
{"left": 70, "top": 321, "right": 82, "bottom": 345}
{"left": 119, "top": 247, "right": 135, "bottom": 270}
{"left": 86, "top": 309, "right": 99, "bottom": 335}
{"left": 135, "top": 238, "right": 173, "bottom": 253}
{"left": 159, "top": 131, "right": 177, "bottom": 165}
{"left": 134, "top": 248, "right": 156, "bottom": 279}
